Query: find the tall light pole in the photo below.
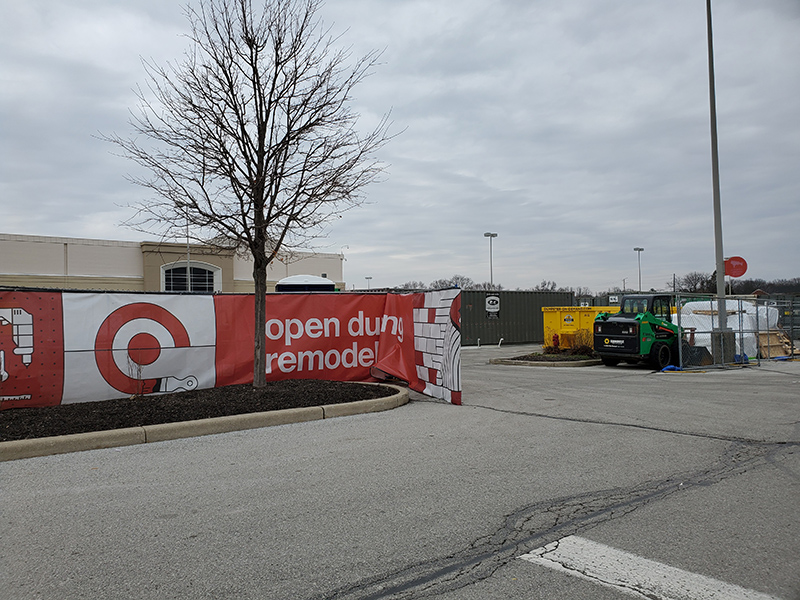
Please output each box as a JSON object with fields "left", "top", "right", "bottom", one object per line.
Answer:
{"left": 706, "top": 0, "right": 728, "bottom": 330}
{"left": 634, "top": 247, "right": 644, "bottom": 292}
{"left": 365, "top": 276, "right": 372, "bottom": 289}
{"left": 185, "top": 211, "right": 192, "bottom": 293}
{"left": 483, "top": 232, "right": 498, "bottom": 287}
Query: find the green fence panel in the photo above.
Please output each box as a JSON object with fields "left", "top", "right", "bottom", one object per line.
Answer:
{"left": 461, "top": 290, "right": 574, "bottom": 345}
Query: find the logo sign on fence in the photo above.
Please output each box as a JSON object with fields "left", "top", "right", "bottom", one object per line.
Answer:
{"left": 485, "top": 295, "right": 500, "bottom": 319}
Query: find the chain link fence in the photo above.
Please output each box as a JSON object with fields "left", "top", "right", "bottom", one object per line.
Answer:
{"left": 675, "top": 294, "right": 799, "bottom": 369}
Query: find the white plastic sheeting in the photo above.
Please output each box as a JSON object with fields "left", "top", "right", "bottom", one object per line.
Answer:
{"left": 678, "top": 299, "right": 779, "bottom": 358}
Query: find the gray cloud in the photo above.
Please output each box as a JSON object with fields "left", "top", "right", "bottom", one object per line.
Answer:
{"left": 1, "top": 0, "right": 797, "bottom": 292}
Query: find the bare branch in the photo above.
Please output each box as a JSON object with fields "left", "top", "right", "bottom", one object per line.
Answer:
{"left": 103, "top": 0, "right": 393, "bottom": 386}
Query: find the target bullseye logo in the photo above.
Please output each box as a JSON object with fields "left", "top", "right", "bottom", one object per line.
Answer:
{"left": 127, "top": 332, "right": 161, "bottom": 366}
{"left": 95, "top": 303, "right": 195, "bottom": 395}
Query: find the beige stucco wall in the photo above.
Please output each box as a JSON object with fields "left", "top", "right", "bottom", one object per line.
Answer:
{"left": 231, "top": 251, "right": 293, "bottom": 283}
{"left": 235, "top": 251, "right": 344, "bottom": 292}
{"left": 0, "top": 234, "right": 143, "bottom": 290}
{"left": 1, "top": 234, "right": 346, "bottom": 292}
{"left": 0, "top": 237, "right": 65, "bottom": 276}
{"left": 0, "top": 234, "right": 142, "bottom": 277}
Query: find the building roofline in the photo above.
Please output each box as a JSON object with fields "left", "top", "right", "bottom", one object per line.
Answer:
{"left": 0, "top": 233, "right": 143, "bottom": 248}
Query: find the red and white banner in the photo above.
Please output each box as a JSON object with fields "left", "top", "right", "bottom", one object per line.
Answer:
{"left": 61, "top": 293, "right": 218, "bottom": 404}
{"left": 0, "top": 289, "right": 461, "bottom": 410}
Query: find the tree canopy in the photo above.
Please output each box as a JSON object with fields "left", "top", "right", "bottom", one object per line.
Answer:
{"left": 106, "top": 0, "right": 392, "bottom": 386}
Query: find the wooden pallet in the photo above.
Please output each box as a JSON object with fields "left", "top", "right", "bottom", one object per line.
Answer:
{"left": 758, "top": 330, "right": 800, "bottom": 358}
{"left": 691, "top": 309, "right": 743, "bottom": 316}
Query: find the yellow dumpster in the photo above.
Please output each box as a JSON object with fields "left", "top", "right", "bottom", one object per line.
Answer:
{"left": 542, "top": 306, "right": 617, "bottom": 349}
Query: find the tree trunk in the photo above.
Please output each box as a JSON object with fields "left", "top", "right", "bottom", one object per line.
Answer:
{"left": 253, "top": 262, "right": 268, "bottom": 388}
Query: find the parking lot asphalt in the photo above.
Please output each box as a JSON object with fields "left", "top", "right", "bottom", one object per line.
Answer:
{"left": 1, "top": 343, "right": 798, "bottom": 599}
{"left": 462, "top": 343, "right": 800, "bottom": 444}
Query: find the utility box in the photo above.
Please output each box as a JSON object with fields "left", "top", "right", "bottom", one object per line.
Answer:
{"left": 542, "top": 306, "right": 617, "bottom": 349}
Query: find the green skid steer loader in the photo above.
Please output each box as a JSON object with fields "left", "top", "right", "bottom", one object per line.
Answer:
{"left": 593, "top": 294, "right": 682, "bottom": 369}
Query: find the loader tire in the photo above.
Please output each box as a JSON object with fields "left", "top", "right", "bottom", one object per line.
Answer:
{"left": 650, "top": 342, "right": 671, "bottom": 370}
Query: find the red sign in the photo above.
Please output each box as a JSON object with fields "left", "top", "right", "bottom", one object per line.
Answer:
{"left": 212, "top": 293, "right": 415, "bottom": 387}
{"left": 724, "top": 256, "right": 747, "bottom": 278}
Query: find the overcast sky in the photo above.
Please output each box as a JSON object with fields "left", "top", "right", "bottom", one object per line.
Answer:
{"left": 2, "top": 0, "right": 798, "bottom": 292}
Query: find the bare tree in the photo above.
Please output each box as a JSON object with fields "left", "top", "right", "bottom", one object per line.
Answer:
{"left": 105, "top": 0, "right": 392, "bottom": 386}
{"left": 394, "top": 281, "right": 428, "bottom": 290}
{"left": 670, "top": 272, "right": 715, "bottom": 293}
{"left": 532, "top": 280, "right": 559, "bottom": 292}
{"left": 471, "top": 281, "right": 503, "bottom": 291}
{"left": 729, "top": 277, "right": 800, "bottom": 295}
{"left": 429, "top": 275, "right": 475, "bottom": 290}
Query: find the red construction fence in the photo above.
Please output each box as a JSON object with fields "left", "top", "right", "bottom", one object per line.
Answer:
{"left": 0, "top": 289, "right": 461, "bottom": 409}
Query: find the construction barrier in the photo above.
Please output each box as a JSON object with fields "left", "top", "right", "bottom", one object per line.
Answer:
{"left": 0, "top": 289, "right": 462, "bottom": 408}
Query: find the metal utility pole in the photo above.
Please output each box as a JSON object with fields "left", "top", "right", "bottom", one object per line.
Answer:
{"left": 186, "top": 213, "right": 192, "bottom": 292}
{"left": 706, "top": 0, "right": 727, "bottom": 327}
{"left": 634, "top": 247, "right": 644, "bottom": 292}
{"left": 483, "top": 232, "right": 498, "bottom": 286}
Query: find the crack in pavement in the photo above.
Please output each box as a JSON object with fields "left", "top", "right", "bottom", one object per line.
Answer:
{"left": 309, "top": 441, "right": 797, "bottom": 599}
{"left": 465, "top": 402, "right": 799, "bottom": 445}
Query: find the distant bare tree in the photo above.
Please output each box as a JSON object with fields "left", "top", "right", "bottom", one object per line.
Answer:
{"left": 671, "top": 272, "right": 715, "bottom": 293}
{"left": 106, "top": 0, "right": 392, "bottom": 387}
{"left": 471, "top": 281, "right": 503, "bottom": 291}
{"left": 428, "top": 279, "right": 453, "bottom": 290}
{"left": 394, "top": 281, "right": 428, "bottom": 290}
{"left": 730, "top": 278, "right": 768, "bottom": 295}
{"left": 532, "top": 280, "right": 559, "bottom": 292}
{"left": 429, "top": 274, "right": 475, "bottom": 290}
{"left": 729, "top": 277, "right": 800, "bottom": 295}
{"left": 770, "top": 278, "right": 800, "bottom": 293}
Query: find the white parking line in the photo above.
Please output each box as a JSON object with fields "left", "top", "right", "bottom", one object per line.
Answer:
{"left": 520, "top": 535, "right": 782, "bottom": 600}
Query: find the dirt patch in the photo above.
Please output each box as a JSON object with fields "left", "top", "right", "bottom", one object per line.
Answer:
{"left": 0, "top": 380, "right": 396, "bottom": 442}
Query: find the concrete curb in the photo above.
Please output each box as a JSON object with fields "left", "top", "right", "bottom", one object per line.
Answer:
{"left": 489, "top": 358, "right": 603, "bottom": 368}
{"left": 0, "top": 384, "right": 408, "bottom": 462}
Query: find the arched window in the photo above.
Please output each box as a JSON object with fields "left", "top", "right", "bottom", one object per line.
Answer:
{"left": 161, "top": 261, "right": 221, "bottom": 293}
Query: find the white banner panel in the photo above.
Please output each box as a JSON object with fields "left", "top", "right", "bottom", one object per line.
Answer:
{"left": 61, "top": 294, "right": 217, "bottom": 404}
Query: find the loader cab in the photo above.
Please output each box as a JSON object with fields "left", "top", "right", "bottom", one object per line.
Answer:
{"left": 620, "top": 295, "right": 672, "bottom": 322}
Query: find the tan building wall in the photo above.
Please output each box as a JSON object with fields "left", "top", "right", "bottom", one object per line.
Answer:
{"left": 0, "top": 234, "right": 143, "bottom": 291}
{"left": 0, "top": 234, "right": 345, "bottom": 293}
{"left": 235, "top": 250, "right": 345, "bottom": 293}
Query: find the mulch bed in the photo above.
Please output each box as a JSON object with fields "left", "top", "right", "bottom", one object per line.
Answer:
{"left": 0, "top": 380, "right": 395, "bottom": 442}
{"left": 511, "top": 353, "right": 596, "bottom": 362}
